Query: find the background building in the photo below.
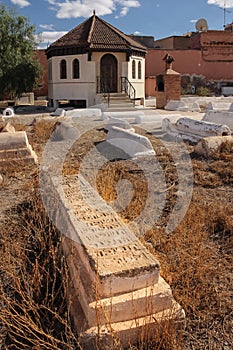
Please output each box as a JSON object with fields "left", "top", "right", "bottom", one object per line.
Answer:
{"left": 35, "top": 19, "right": 233, "bottom": 103}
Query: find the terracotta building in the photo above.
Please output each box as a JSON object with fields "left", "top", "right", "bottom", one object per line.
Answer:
{"left": 143, "top": 29, "right": 233, "bottom": 97}
{"left": 34, "top": 50, "right": 48, "bottom": 98}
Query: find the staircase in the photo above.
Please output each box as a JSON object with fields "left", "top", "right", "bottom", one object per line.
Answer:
{"left": 105, "top": 92, "right": 136, "bottom": 111}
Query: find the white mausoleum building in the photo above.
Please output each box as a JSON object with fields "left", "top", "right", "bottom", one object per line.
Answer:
{"left": 45, "top": 12, "right": 147, "bottom": 108}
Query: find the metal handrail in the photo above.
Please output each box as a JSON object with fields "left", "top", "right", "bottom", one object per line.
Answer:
{"left": 120, "top": 77, "right": 136, "bottom": 105}
{"left": 96, "top": 76, "right": 110, "bottom": 106}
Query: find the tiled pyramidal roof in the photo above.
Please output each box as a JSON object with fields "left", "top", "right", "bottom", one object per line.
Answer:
{"left": 48, "top": 14, "right": 147, "bottom": 53}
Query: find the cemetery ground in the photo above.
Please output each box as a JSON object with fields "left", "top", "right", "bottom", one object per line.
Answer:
{"left": 0, "top": 115, "right": 232, "bottom": 349}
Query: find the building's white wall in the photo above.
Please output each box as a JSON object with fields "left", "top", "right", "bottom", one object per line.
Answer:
{"left": 48, "top": 51, "right": 145, "bottom": 106}
{"left": 127, "top": 56, "right": 145, "bottom": 99}
{"left": 48, "top": 54, "right": 96, "bottom": 106}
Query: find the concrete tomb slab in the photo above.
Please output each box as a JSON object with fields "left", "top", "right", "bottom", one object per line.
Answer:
{"left": 207, "top": 101, "right": 232, "bottom": 111}
{"left": 50, "top": 108, "right": 66, "bottom": 117}
{"left": 134, "top": 113, "right": 182, "bottom": 125}
{"left": 101, "top": 110, "right": 144, "bottom": 121}
{"left": 191, "top": 101, "right": 201, "bottom": 112}
{"left": 164, "top": 100, "right": 189, "bottom": 111}
{"left": 106, "top": 126, "right": 155, "bottom": 158}
{"left": 51, "top": 121, "right": 80, "bottom": 141}
{"left": 144, "top": 97, "right": 156, "bottom": 107}
{"left": 105, "top": 116, "right": 135, "bottom": 132}
{"left": 175, "top": 117, "right": 231, "bottom": 137}
{"left": 163, "top": 117, "right": 231, "bottom": 142}
{"left": 88, "top": 103, "right": 108, "bottom": 112}
{"left": 202, "top": 110, "right": 233, "bottom": 131}
{"left": 66, "top": 108, "right": 102, "bottom": 118}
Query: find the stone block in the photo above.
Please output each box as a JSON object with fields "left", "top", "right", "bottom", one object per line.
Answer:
{"left": 194, "top": 136, "right": 233, "bottom": 157}
{"left": 1, "top": 122, "right": 15, "bottom": 133}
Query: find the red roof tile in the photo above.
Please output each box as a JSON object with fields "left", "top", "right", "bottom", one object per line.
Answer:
{"left": 48, "top": 14, "right": 147, "bottom": 53}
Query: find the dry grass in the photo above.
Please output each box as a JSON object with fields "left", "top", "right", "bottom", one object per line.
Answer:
{"left": 0, "top": 118, "right": 233, "bottom": 349}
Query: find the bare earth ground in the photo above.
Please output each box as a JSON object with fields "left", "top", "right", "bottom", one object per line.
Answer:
{"left": 0, "top": 111, "right": 233, "bottom": 349}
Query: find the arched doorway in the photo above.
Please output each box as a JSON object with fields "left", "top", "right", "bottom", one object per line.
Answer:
{"left": 100, "top": 54, "right": 118, "bottom": 92}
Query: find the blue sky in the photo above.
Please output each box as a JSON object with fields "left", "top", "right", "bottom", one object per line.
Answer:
{"left": 2, "top": 0, "right": 233, "bottom": 48}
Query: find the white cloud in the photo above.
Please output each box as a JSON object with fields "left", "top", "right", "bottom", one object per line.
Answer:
{"left": 10, "top": 0, "right": 30, "bottom": 7}
{"left": 39, "top": 24, "right": 55, "bottom": 30}
{"left": 207, "top": 0, "right": 233, "bottom": 8}
{"left": 117, "top": 0, "right": 140, "bottom": 16}
{"left": 36, "top": 30, "right": 67, "bottom": 48}
{"left": 46, "top": 0, "right": 140, "bottom": 19}
{"left": 190, "top": 19, "right": 198, "bottom": 23}
{"left": 120, "top": 6, "right": 129, "bottom": 16}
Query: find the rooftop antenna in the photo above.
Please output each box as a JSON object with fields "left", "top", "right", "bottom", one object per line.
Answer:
{"left": 219, "top": 1, "right": 231, "bottom": 27}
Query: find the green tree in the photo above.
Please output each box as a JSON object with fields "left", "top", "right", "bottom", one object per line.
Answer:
{"left": 0, "top": 5, "right": 41, "bottom": 100}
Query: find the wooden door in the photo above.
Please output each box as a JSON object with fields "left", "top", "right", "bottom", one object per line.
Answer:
{"left": 100, "top": 54, "right": 118, "bottom": 92}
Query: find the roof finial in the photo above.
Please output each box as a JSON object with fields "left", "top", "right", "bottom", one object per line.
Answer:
{"left": 93, "top": 9, "right": 96, "bottom": 15}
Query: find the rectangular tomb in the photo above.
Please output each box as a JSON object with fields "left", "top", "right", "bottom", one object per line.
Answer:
{"left": 43, "top": 173, "right": 185, "bottom": 348}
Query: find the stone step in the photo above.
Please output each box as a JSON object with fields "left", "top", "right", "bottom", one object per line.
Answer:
{"left": 0, "top": 131, "right": 38, "bottom": 165}
{"left": 107, "top": 107, "right": 136, "bottom": 112}
{"left": 109, "top": 93, "right": 128, "bottom": 98}
{"left": 77, "top": 297, "right": 185, "bottom": 349}
{"left": 109, "top": 100, "right": 133, "bottom": 104}
{"left": 71, "top": 273, "right": 176, "bottom": 327}
{"left": 99, "top": 92, "right": 134, "bottom": 110}
{"left": 0, "top": 154, "right": 37, "bottom": 165}
{"left": 0, "top": 147, "right": 31, "bottom": 159}
{"left": 0, "top": 131, "right": 29, "bottom": 150}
